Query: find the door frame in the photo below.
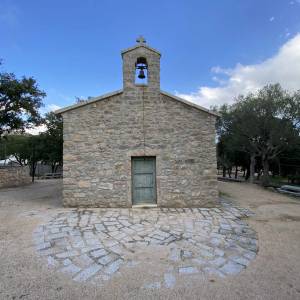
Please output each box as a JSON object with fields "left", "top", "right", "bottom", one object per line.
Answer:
{"left": 131, "top": 156, "right": 157, "bottom": 205}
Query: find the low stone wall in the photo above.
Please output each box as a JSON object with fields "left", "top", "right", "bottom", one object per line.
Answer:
{"left": 0, "top": 166, "right": 31, "bottom": 188}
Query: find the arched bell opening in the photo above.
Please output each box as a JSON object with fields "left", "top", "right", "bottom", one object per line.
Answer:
{"left": 135, "top": 57, "right": 148, "bottom": 85}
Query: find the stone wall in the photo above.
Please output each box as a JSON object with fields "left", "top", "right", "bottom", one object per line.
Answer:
{"left": 62, "top": 89, "right": 218, "bottom": 208}
{"left": 122, "top": 46, "right": 160, "bottom": 91}
{"left": 0, "top": 166, "right": 31, "bottom": 188}
{"left": 61, "top": 43, "right": 218, "bottom": 208}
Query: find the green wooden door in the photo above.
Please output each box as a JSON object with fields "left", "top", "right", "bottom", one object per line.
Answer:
{"left": 132, "top": 157, "right": 156, "bottom": 205}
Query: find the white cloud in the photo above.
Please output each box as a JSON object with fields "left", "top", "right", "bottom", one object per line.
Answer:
{"left": 40, "top": 103, "right": 62, "bottom": 115}
{"left": 269, "top": 16, "right": 275, "bottom": 22}
{"left": 47, "top": 104, "right": 61, "bottom": 112}
{"left": 25, "top": 104, "right": 61, "bottom": 135}
{"left": 25, "top": 124, "right": 47, "bottom": 135}
{"left": 176, "top": 34, "right": 300, "bottom": 108}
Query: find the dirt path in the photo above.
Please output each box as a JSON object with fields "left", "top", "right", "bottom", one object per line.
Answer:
{"left": 219, "top": 181, "right": 300, "bottom": 299}
{"left": 0, "top": 180, "right": 299, "bottom": 300}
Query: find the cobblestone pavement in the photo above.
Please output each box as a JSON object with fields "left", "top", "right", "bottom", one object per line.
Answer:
{"left": 33, "top": 201, "right": 258, "bottom": 288}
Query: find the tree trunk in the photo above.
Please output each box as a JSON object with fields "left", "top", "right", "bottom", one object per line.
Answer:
{"left": 249, "top": 154, "right": 255, "bottom": 183}
{"left": 235, "top": 166, "right": 238, "bottom": 179}
{"left": 245, "top": 166, "right": 250, "bottom": 180}
{"left": 262, "top": 159, "right": 270, "bottom": 186}
{"left": 222, "top": 167, "right": 226, "bottom": 178}
{"left": 257, "top": 169, "right": 261, "bottom": 180}
{"left": 228, "top": 167, "right": 232, "bottom": 178}
{"left": 54, "top": 163, "right": 60, "bottom": 173}
{"left": 31, "top": 161, "right": 37, "bottom": 183}
{"left": 31, "top": 144, "right": 35, "bottom": 182}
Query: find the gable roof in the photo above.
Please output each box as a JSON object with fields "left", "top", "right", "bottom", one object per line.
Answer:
{"left": 55, "top": 90, "right": 123, "bottom": 114}
{"left": 121, "top": 44, "right": 161, "bottom": 57}
{"left": 160, "top": 91, "right": 219, "bottom": 117}
{"left": 55, "top": 89, "right": 219, "bottom": 117}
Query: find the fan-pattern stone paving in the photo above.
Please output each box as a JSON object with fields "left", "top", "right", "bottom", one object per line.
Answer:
{"left": 33, "top": 202, "right": 258, "bottom": 288}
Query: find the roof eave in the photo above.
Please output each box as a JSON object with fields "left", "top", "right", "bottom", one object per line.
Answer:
{"left": 54, "top": 89, "right": 219, "bottom": 117}
{"left": 55, "top": 90, "right": 123, "bottom": 115}
{"left": 160, "top": 90, "right": 220, "bottom": 117}
{"left": 121, "top": 44, "right": 161, "bottom": 57}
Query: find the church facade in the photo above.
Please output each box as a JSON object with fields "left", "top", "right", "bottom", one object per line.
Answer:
{"left": 57, "top": 37, "right": 219, "bottom": 208}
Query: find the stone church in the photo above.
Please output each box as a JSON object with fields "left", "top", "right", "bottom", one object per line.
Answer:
{"left": 56, "top": 37, "right": 219, "bottom": 208}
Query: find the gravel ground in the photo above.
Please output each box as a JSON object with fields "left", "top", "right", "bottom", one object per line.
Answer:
{"left": 0, "top": 179, "right": 300, "bottom": 300}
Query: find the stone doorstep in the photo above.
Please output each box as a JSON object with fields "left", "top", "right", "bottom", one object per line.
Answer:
{"left": 132, "top": 204, "right": 158, "bottom": 209}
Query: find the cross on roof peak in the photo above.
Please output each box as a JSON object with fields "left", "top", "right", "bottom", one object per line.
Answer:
{"left": 136, "top": 35, "right": 146, "bottom": 44}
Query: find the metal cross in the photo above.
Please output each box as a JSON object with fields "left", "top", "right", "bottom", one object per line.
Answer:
{"left": 136, "top": 35, "right": 146, "bottom": 44}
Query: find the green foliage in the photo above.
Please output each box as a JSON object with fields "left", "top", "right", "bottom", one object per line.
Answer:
{"left": 0, "top": 134, "right": 32, "bottom": 165}
{"left": 0, "top": 61, "right": 62, "bottom": 178}
{"left": 278, "top": 139, "right": 300, "bottom": 178}
{"left": 0, "top": 65, "right": 46, "bottom": 137}
{"left": 0, "top": 112, "right": 63, "bottom": 178}
{"left": 217, "top": 84, "right": 300, "bottom": 185}
{"left": 40, "top": 112, "right": 63, "bottom": 172}
{"left": 232, "top": 84, "right": 299, "bottom": 158}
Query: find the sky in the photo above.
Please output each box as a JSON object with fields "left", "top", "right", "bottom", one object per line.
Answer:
{"left": 1, "top": 0, "right": 300, "bottom": 118}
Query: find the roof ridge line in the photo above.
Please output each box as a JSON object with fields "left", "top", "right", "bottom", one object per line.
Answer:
{"left": 55, "top": 89, "right": 219, "bottom": 117}
{"left": 121, "top": 44, "right": 161, "bottom": 56}
{"left": 160, "top": 90, "right": 219, "bottom": 117}
{"left": 55, "top": 90, "right": 123, "bottom": 114}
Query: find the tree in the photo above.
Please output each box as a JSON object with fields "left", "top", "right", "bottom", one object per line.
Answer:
{"left": 40, "top": 112, "right": 63, "bottom": 172}
{"left": 1, "top": 112, "right": 63, "bottom": 182}
{"left": 0, "top": 64, "right": 46, "bottom": 137}
{"left": 278, "top": 137, "right": 300, "bottom": 183}
{"left": 27, "top": 135, "right": 46, "bottom": 182}
{"left": 216, "top": 104, "right": 251, "bottom": 180}
{"left": 218, "top": 84, "right": 300, "bottom": 186}
{"left": 235, "top": 84, "right": 299, "bottom": 185}
{"left": 1, "top": 112, "right": 63, "bottom": 178}
{"left": 0, "top": 133, "right": 45, "bottom": 181}
{"left": 0, "top": 134, "right": 32, "bottom": 165}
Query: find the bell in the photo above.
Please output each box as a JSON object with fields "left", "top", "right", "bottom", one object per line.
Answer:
{"left": 138, "top": 68, "right": 145, "bottom": 79}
